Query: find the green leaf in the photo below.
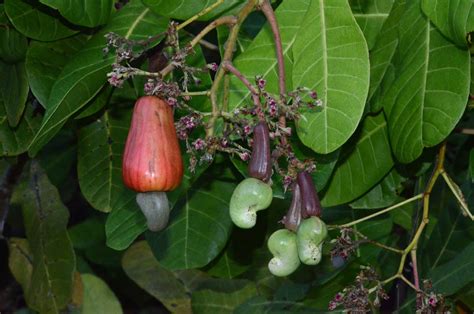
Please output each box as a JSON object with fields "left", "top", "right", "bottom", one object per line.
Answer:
{"left": 147, "top": 178, "right": 235, "bottom": 270}
{"left": 206, "top": 250, "right": 249, "bottom": 279}
{"left": 27, "top": 1, "right": 169, "bottom": 156}
{"left": 122, "top": 241, "right": 192, "bottom": 313}
{"left": 68, "top": 218, "right": 106, "bottom": 250}
{"left": 0, "top": 6, "right": 28, "bottom": 63}
{"left": 367, "top": 0, "right": 407, "bottom": 108}
{"left": 4, "top": 0, "right": 77, "bottom": 41}
{"left": 0, "top": 61, "right": 29, "bottom": 127}
{"left": 192, "top": 283, "right": 257, "bottom": 314}
{"left": 389, "top": 201, "right": 415, "bottom": 230}
{"left": 349, "top": 0, "right": 394, "bottom": 50}
{"left": 26, "top": 35, "right": 89, "bottom": 108}
{"left": 142, "top": 0, "right": 244, "bottom": 20}
{"left": 234, "top": 296, "right": 314, "bottom": 313}
{"left": 421, "top": 0, "right": 474, "bottom": 47}
{"left": 81, "top": 274, "right": 123, "bottom": 314}
{"left": 75, "top": 85, "right": 111, "bottom": 119}
{"left": 105, "top": 192, "right": 147, "bottom": 250}
{"left": 36, "top": 129, "right": 77, "bottom": 194}
{"left": 78, "top": 107, "right": 131, "bottom": 213}
{"left": 227, "top": 0, "right": 311, "bottom": 109}
{"left": 8, "top": 238, "right": 33, "bottom": 293}
{"left": 321, "top": 112, "right": 394, "bottom": 206}
{"left": 0, "top": 101, "right": 42, "bottom": 157}
{"left": 381, "top": 0, "right": 470, "bottom": 163}
{"left": 293, "top": 0, "right": 369, "bottom": 154}
{"left": 431, "top": 242, "right": 474, "bottom": 295}
{"left": 40, "top": 0, "right": 113, "bottom": 27}
{"left": 12, "top": 161, "right": 76, "bottom": 314}
{"left": 350, "top": 169, "right": 405, "bottom": 209}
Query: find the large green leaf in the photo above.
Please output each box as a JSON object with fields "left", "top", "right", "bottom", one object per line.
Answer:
{"left": 122, "top": 241, "right": 192, "bottom": 313}
{"left": 366, "top": 0, "right": 407, "bottom": 108}
{"left": 7, "top": 238, "right": 33, "bottom": 294}
{"left": 75, "top": 85, "right": 112, "bottom": 119}
{"left": 349, "top": 0, "right": 394, "bottom": 50}
{"left": 12, "top": 162, "right": 76, "bottom": 314}
{"left": 40, "top": 0, "right": 113, "bottom": 27}
{"left": 0, "top": 101, "right": 42, "bottom": 157}
{"left": 321, "top": 112, "right": 393, "bottom": 206}
{"left": 0, "top": 5, "right": 28, "bottom": 63}
{"left": 293, "top": 0, "right": 369, "bottom": 154}
{"left": 227, "top": 0, "right": 311, "bottom": 109}
{"left": 78, "top": 107, "right": 131, "bottom": 213}
{"left": 0, "top": 61, "right": 29, "bottom": 127}
{"left": 81, "top": 274, "right": 123, "bottom": 314}
{"left": 105, "top": 192, "right": 147, "bottom": 250}
{"left": 234, "top": 296, "right": 315, "bottom": 313}
{"left": 421, "top": 0, "right": 474, "bottom": 47}
{"left": 26, "top": 35, "right": 89, "bottom": 108}
{"left": 142, "top": 0, "right": 244, "bottom": 20}
{"left": 4, "top": 0, "right": 77, "bottom": 41}
{"left": 431, "top": 242, "right": 474, "bottom": 295}
{"left": 381, "top": 0, "right": 470, "bottom": 163}
{"left": 28, "top": 0, "right": 168, "bottom": 156}
{"left": 146, "top": 178, "right": 235, "bottom": 270}
{"left": 350, "top": 169, "right": 405, "bottom": 209}
{"left": 192, "top": 283, "right": 257, "bottom": 314}
{"left": 206, "top": 250, "right": 249, "bottom": 279}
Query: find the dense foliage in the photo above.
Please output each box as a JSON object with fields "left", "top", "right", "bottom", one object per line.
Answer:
{"left": 0, "top": 0, "right": 473, "bottom": 313}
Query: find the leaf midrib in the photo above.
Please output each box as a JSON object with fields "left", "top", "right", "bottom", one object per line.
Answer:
{"left": 318, "top": 0, "right": 329, "bottom": 152}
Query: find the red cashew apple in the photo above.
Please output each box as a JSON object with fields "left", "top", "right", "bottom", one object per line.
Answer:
{"left": 123, "top": 96, "right": 183, "bottom": 192}
{"left": 122, "top": 96, "right": 183, "bottom": 231}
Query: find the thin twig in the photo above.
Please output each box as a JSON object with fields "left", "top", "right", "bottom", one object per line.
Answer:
{"left": 410, "top": 250, "right": 420, "bottom": 290}
{"left": 259, "top": 0, "right": 287, "bottom": 145}
{"left": 222, "top": 61, "right": 265, "bottom": 121}
{"left": 339, "top": 194, "right": 423, "bottom": 228}
{"left": 181, "top": 90, "right": 210, "bottom": 97}
{"left": 455, "top": 128, "right": 474, "bottom": 135}
{"left": 352, "top": 229, "right": 404, "bottom": 254}
{"left": 400, "top": 275, "right": 419, "bottom": 292}
{"left": 198, "top": 38, "right": 219, "bottom": 50}
{"left": 440, "top": 170, "right": 473, "bottom": 220}
{"left": 207, "top": 0, "right": 258, "bottom": 137}
{"left": 188, "top": 16, "right": 237, "bottom": 48}
{"left": 176, "top": 0, "right": 225, "bottom": 31}
{"left": 159, "top": 16, "right": 238, "bottom": 78}
{"left": 260, "top": 0, "right": 285, "bottom": 100}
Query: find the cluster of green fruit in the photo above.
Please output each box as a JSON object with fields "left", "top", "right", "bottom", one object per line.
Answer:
{"left": 228, "top": 121, "right": 328, "bottom": 277}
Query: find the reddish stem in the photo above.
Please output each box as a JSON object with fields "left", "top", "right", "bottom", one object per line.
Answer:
{"left": 411, "top": 251, "right": 420, "bottom": 290}
{"left": 260, "top": 0, "right": 287, "bottom": 144}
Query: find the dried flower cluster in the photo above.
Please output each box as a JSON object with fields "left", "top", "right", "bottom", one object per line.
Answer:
{"left": 329, "top": 267, "right": 389, "bottom": 312}
{"left": 330, "top": 228, "right": 359, "bottom": 264}
{"left": 416, "top": 280, "right": 449, "bottom": 313}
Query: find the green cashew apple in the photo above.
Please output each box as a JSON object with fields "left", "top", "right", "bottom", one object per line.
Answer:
{"left": 229, "top": 177, "right": 273, "bottom": 228}
{"left": 296, "top": 216, "right": 328, "bottom": 265}
{"left": 267, "top": 229, "right": 300, "bottom": 277}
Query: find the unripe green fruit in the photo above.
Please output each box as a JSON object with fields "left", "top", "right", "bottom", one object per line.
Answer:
{"left": 296, "top": 216, "right": 328, "bottom": 265}
{"left": 229, "top": 178, "right": 273, "bottom": 229}
{"left": 267, "top": 229, "right": 300, "bottom": 277}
